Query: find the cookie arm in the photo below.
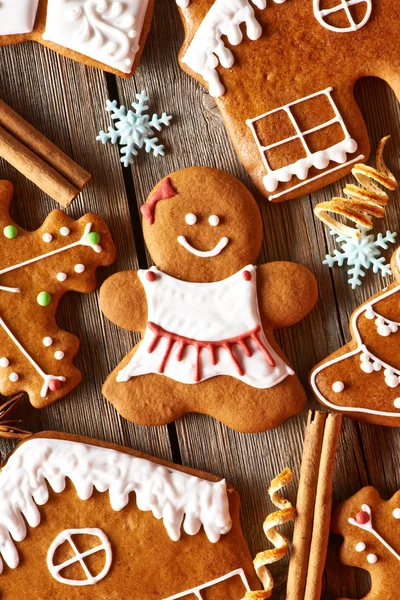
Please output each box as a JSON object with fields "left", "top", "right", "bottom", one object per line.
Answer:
{"left": 100, "top": 271, "right": 147, "bottom": 333}
{"left": 257, "top": 263, "right": 318, "bottom": 329}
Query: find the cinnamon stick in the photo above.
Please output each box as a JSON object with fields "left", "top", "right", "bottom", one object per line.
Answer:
{"left": 0, "top": 100, "right": 91, "bottom": 206}
{"left": 286, "top": 411, "right": 342, "bottom": 600}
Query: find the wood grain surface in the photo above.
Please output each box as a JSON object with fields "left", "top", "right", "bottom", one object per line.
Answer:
{"left": 1, "top": 3, "right": 400, "bottom": 599}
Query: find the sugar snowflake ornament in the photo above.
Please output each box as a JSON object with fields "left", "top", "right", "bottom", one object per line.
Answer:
{"left": 97, "top": 91, "right": 173, "bottom": 167}
{"left": 324, "top": 229, "right": 397, "bottom": 289}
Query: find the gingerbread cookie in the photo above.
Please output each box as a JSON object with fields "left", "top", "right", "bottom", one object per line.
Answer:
{"left": 100, "top": 167, "right": 317, "bottom": 432}
{"left": 176, "top": 0, "right": 399, "bottom": 202}
{"left": 332, "top": 486, "right": 400, "bottom": 600}
{"left": 0, "top": 180, "right": 115, "bottom": 408}
{"left": 0, "top": 0, "right": 154, "bottom": 77}
{"left": 0, "top": 432, "right": 261, "bottom": 598}
{"left": 310, "top": 247, "right": 400, "bottom": 426}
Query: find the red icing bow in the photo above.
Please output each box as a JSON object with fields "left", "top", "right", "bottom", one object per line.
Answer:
{"left": 141, "top": 177, "right": 178, "bottom": 225}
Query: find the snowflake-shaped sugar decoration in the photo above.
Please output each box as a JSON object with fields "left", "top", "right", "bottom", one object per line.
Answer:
{"left": 97, "top": 91, "right": 173, "bottom": 167}
{"left": 324, "top": 229, "right": 397, "bottom": 289}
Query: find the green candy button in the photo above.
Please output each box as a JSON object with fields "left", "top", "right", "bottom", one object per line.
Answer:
{"left": 3, "top": 225, "right": 17, "bottom": 239}
{"left": 37, "top": 291, "right": 52, "bottom": 307}
{"left": 87, "top": 232, "right": 100, "bottom": 246}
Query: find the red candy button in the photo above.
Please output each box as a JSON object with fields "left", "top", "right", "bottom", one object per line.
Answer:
{"left": 49, "top": 379, "right": 62, "bottom": 392}
{"left": 146, "top": 271, "right": 157, "bottom": 282}
{"left": 242, "top": 270, "right": 251, "bottom": 281}
{"left": 356, "top": 511, "right": 370, "bottom": 525}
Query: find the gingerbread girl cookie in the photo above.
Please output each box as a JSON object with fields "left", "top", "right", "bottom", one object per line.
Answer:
{"left": 0, "top": 0, "right": 154, "bottom": 77}
{"left": 100, "top": 167, "right": 317, "bottom": 433}
{"left": 176, "top": 0, "right": 400, "bottom": 202}
{"left": 0, "top": 432, "right": 261, "bottom": 598}
{"left": 311, "top": 247, "right": 400, "bottom": 427}
{"left": 0, "top": 180, "right": 115, "bottom": 407}
{"left": 332, "top": 486, "right": 400, "bottom": 600}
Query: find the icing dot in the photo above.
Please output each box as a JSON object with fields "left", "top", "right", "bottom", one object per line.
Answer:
{"left": 185, "top": 213, "right": 197, "bottom": 225}
{"left": 393, "top": 508, "right": 400, "bottom": 519}
{"left": 356, "top": 542, "right": 366, "bottom": 552}
{"left": 394, "top": 399, "right": 400, "bottom": 409}
{"left": 74, "top": 264, "right": 85, "bottom": 274}
{"left": 3, "top": 225, "right": 17, "bottom": 239}
{"left": 385, "top": 375, "right": 399, "bottom": 389}
{"left": 0, "top": 357, "right": 9, "bottom": 368}
{"left": 60, "top": 227, "right": 70, "bottom": 236}
{"left": 209, "top": 215, "right": 220, "bottom": 226}
{"left": 43, "top": 337, "right": 53, "bottom": 347}
{"left": 377, "top": 324, "right": 392, "bottom": 337}
{"left": 37, "top": 291, "right": 52, "bottom": 307}
{"left": 42, "top": 233, "right": 53, "bottom": 243}
{"left": 361, "top": 361, "right": 374, "bottom": 374}
{"left": 146, "top": 271, "right": 157, "bottom": 282}
{"left": 87, "top": 232, "right": 100, "bottom": 246}
{"left": 9, "top": 372, "right": 19, "bottom": 382}
{"left": 367, "top": 554, "right": 378, "bottom": 564}
{"left": 49, "top": 379, "right": 62, "bottom": 392}
{"left": 356, "top": 511, "right": 370, "bottom": 525}
{"left": 242, "top": 270, "right": 252, "bottom": 281}
{"left": 54, "top": 351, "right": 65, "bottom": 361}
{"left": 332, "top": 381, "right": 344, "bottom": 393}
{"left": 57, "top": 272, "right": 67, "bottom": 282}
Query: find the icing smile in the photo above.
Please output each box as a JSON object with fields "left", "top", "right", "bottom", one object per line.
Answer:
{"left": 177, "top": 236, "right": 229, "bottom": 258}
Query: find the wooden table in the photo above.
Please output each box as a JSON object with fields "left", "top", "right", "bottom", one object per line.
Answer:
{"left": 1, "top": 3, "right": 399, "bottom": 598}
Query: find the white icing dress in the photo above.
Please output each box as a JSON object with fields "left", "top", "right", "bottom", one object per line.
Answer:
{"left": 117, "top": 265, "right": 293, "bottom": 388}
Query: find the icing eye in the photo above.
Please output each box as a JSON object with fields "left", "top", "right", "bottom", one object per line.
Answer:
{"left": 185, "top": 213, "right": 197, "bottom": 225}
{"left": 209, "top": 215, "right": 220, "bottom": 226}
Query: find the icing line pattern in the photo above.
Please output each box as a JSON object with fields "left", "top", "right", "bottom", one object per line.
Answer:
{"left": 162, "top": 568, "right": 251, "bottom": 600}
{"left": 349, "top": 504, "right": 400, "bottom": 563}
{"left": 313, "top": 0, "right": 372, "bottom": 33}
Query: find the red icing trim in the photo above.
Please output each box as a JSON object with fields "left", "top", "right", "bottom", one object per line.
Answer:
{"left": 140, "top": 178, "right": 178, "bottom": 225}
{"left": 146, "top": 271, "right": 157, "bottom": 282}
{"left": 242, "top": 270, "right": 252, "bottom": 281}
{"left": 147, "top": 322, "right": 276, "bottom": 383}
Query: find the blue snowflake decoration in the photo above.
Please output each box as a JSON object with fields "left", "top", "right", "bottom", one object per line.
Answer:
{"left": 324, "top": 229, "right": 398, "bottom": 289}
{"left": 97, "top": 91, "right": 173, "bottom": 167}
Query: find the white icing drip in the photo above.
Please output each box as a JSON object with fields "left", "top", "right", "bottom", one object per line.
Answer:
{"left": 47, "top": 528, "right": 112, "bottom": 586}
{"left": 0, "top": 438, "right": 232, "bottom": 573}
{"left": 43, "top": 0, "right": 150, "bottom": 74}
{"left": 247, "top": 88, "right": 359, "bottom": 196}
{"left": 365, "top": 305, "right": 399, "bottom": 337}
{"left": 177, "top": 235, "right": 229, "bottom": 258}
{"left": 349, "top": 504, "right": 400, "bottom": 563}
{"left": 313, "top": 0, "right": 372, "bottom": 33}
{"left": 163, "top": 568, "right": 251, "bottom": 600}
{"left": 310, "top": 248, "right": 400, "bottom": 418}
{"left": 0, "top": 0, "right": 40, "bottom": 35}
{"left": 182, "top": 0, "right": 274, "bottom": 98}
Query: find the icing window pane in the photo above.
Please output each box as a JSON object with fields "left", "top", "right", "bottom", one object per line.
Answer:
{"left": 0, "top": 0, "right": 39, "bottom": 35}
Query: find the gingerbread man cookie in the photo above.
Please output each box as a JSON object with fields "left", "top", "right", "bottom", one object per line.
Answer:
{"left": 177, "top": 0, "right": 400, "bottom": 202}
{"left": 0, "top": 0, "right": 154, "bottom": 77}
{"left": 332, "top": 486, "right": 400, "bottom": 600}
{"left": 0, "top": 180, "right": 115, "bottom": 407}
{"left": 311, "top": 247, "right": 400, "bottom": 427}
{"left": 0, "top": 432, "right": 261, "bottom": 598}
{"left": 100, "top": 167, "right": 317, "bottom": 433}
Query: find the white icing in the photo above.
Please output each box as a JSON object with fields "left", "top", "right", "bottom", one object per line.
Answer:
{"left": 0, "top": 358, "right": 9, "bottom": 368}
{"left": 8, "top": 372, "right": 19, "bottom": 382}
{"left": 355, "top": 542, "right": 366, "bottom": 552}
{"left": 42, "top": 233, "right": 53, "bottom": 243}
{"left": 247, "top": 88, "right": 360, "bottom": 197}
{"left": 175, "top": 0, "right": 190, "bottom": 7}
{"left": 43, "top": 337, "right": 53, "bottom": 347}
{"left": 313, "top": 0, "right": 372, "bottom": 33}
{"left": 332, "top": 381, "right": 344, "bottom": 393}
{"left": 311, "top": 249, "right": 400, "bottom": 418}
{"left": 395, "top": 399, "right": 400, "bottom": 409}
{"left": 54, "top": 351, "right": 65, "bottom": 360}
{"left": 349, "top": 504, "right": 400, "bottom": 564}
{"left": 47, "top": 528, "right": 112, "bottom": 586}
{"left": 393, "top": 509, "right": 400, "bottom": 519}
{"left": 185, "top": 213, "right": 197, "bottom": 225}
{"left": 57, "top": 272, "right": 68, "bottom": 282}
{"left": 0, "top": 0, "right": 39, "bottom": 35}
{"left": 0, "top": 438, "right": 232, "bottom": 573}
{"left": 43, "top": 0, "right": 150, "bottom": 74}
{"left": 177, "top": 235, "right": 229, "bottom": 258}
{"left": 60, "top": 227, "right": 70, "bottom": 236}
{"left": 74, "top": 263, "right": 86, "bottom": 273}
{"left": 163, "top": 568, "right": 251, "bottom": 600}
{"left": 365, "top": 305, "right": 399, "bottom": 337}
{"left": 209, "top": 215, "right": 220, "bottom": 226}
{"left": 182, "top": 0, "right": 272, "bottom": 98}
{"left": 117, "top": 265, "right": 293, "bottom": 388}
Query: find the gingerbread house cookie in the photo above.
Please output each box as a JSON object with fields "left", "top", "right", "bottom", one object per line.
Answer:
{"left": 0, "top": 0, "right": 154, "bottom": 77}
{"left": 176, "top": 0, "right": 399, "bottom": 202}
{"left": 311, "top": 247, "right": 400, "bottom": 427}
{"left": 100, "top": 167, "right": 317, "bottom": 433}
{"left": 332, "top": 486, "right": 400, "bottom": 600}
{"left": 0, "top": 432, "right": 261, "bottom": 598}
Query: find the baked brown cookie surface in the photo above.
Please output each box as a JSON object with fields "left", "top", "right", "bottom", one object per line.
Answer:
{"left": 0, "top": 180, "right": 116, "bottom": 408}
{"left": 100, "top": 167, "right": 317, "bottom": 433}
{"left": 0, "top": 432, "right": 260, "bottom": 599}
{"left": 177, "top": 0, "right": 399, "bottom": 202}
{"left": 310, "top": 248, "right": 400, "bottom": 427}
{"left": 0, "top": 0, "right": 155, "bottom": 77}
